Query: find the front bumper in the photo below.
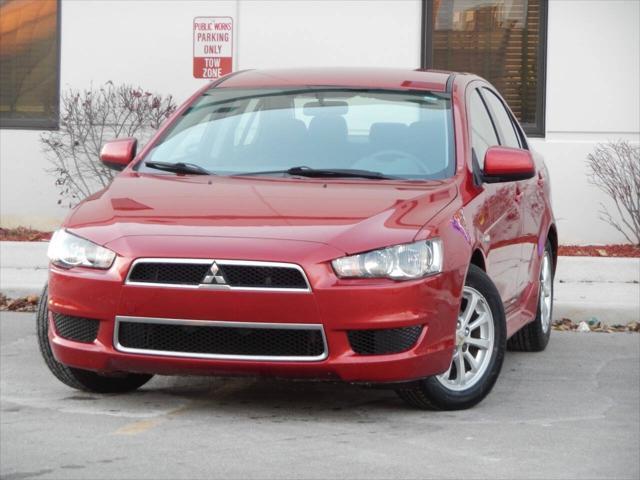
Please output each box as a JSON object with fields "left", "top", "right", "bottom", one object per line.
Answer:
{"left": 47, "top": 244, "right": 460, "bottom": 384}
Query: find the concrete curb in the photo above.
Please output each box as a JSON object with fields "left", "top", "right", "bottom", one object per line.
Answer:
{"left": 1, "top": 241, "right": 638, "bottom": 323}
{"left": 555, "top": 256, "right": 640, "bottom": 283}
{"left": 554, "top": 256, "right": 639, "bottom": 325}
{"left": 0, "top": 241, "right": 48, "bottom": 298}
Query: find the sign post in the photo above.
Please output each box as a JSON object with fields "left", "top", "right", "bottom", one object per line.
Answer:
{"left": 193, "top": 16, "right": 233, "bottom": 79}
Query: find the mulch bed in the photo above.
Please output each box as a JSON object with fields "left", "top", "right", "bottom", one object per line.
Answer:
{"left": 0, "top": 294, "right": 40, "bottom": 312}
{"left": 558, "top": 244, "right": 640, "bottom": 257}
{"left": 0, "top": 227, "right": 52, "bottom": 242}
{"left": 552, "top": 318, "right": 639, "bottom": 333}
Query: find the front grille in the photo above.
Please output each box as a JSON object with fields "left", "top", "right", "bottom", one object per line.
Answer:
{"left": 127, "top": 260, "right": 309, "bottom": 290}
{"left": 347, "top": 326, "right": 422, "bottom": 355}
{"left": 128, "top": 262, "right": 211, "bottom": 285}
{"left": 52, "top": 313, "right": 100, "bottom": 343}
{"left": 116, "top": 318, "right": 326, "bottom": 360}
{"left": 217, "top": 265, "right": 306, "bottom": 289}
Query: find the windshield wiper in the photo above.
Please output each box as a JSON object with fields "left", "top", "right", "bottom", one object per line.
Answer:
{"left": 145, "top": 161, "right": 213, "bottom": 175}
{"left": 234, "top": 166, "right": 396, "bottom": 180}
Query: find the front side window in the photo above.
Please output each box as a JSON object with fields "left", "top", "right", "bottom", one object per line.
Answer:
{"left": 139, "top": 88, "right": 455, "bottom": 180}
{"left": 0, "top": 0, "right": 60, "bottom": 129}
{"left": 468, "top": 89, "right": 499, "bottom": 167}
{"left": 481, "top": 88, "right": 522, "bottom": 149}
{"left": 423, "top": 0, "right": 546, "bottom": 136}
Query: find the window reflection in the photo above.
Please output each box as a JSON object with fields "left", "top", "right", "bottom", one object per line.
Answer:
{"left": 0, "top": 0, "right": 59, "bottom": 128}
{"left": 431, "top": 0, "right": 543, "bottom": 133}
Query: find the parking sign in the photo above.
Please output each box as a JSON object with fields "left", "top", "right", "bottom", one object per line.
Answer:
{"left": 193, "top": 17, "right": 233, "bottom": 79}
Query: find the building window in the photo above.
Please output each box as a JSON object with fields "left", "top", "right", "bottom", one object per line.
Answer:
{"left": 422, "top": 0, "right": 547, "bottom": 137}
{"left": 0, "top": 0, "right": 60, "bottom": 129}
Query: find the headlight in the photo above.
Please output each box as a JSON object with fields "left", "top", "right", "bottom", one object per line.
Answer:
{"left": 47, "top": 230, "right": 116, "bottom": 269}
{"left": 332, "top": 239, "right": 443, "bottom": 280}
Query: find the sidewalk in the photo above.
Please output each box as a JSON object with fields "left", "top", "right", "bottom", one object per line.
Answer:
{"left": 1, "top": 241, "right": 638, "bottom": 323}
{"left": 0, "top": 241, "right": 48, "bottom": 298}
{"left": 554, "top": 256, "right": 639, "bottom": 324}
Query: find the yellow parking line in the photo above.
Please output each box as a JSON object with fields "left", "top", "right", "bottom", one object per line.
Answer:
{"left": 112, "top": 379, "right": 254, "bottom": 436}
{"left": 113, "top": 404, "right": 190, "bottom": 436}
{"left": 114, "top": 418, "right": 164, "bottom": 436}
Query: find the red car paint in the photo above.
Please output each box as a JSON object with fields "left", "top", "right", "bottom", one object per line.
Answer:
{"left": 47, "top": 68, "right": 556, "bottom": 384}
{"left": 99, "top": 137, "right": 137, "bottom": 170}
{"left": 483, "top": 146, "right": 535, "bottom": 179}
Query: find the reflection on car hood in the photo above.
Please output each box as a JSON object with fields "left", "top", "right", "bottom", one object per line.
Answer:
{"left": 66, "top": 173, "right": 458, "bottom": 255}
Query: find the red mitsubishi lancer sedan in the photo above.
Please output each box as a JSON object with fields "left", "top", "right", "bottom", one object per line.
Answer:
{"left": 38, "top": 68, "right": 556, "bottom": 410}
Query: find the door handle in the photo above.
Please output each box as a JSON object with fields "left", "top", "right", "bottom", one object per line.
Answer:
{"left": 515, "top": 185, "right": 523, "bottom": 203}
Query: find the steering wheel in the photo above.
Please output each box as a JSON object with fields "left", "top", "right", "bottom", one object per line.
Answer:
{"left": 362, "top": 149, "right": 433, "bottom": 175}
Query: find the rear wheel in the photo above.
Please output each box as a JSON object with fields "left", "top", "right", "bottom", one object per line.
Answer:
{"left": 36, "top": 285, "right": 153, "bottom": 393}
{"left": 396, "top": 265, "right": 506, "bottom": 410}
{"left": 507, "top": 241, "right": 554, "bottom": 352}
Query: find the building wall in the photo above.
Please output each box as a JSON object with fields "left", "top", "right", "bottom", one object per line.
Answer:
{"left": 1, "top": 0, "right": 638, "bottom": 244}
{"left": 531, "top": 0, "right": 640, "bottom": 244}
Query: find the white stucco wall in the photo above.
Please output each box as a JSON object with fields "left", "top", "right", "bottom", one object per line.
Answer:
{"left": 1, "top": 0, "right": 638, "bottom": 245}
{"left": 235, "top": 0, "right": 422, "bottom": 69}
{"left": 0, "top": 0, "right": 239, "bottom": 229}
{"left": 530, "top": 0, "right": 640, "bottom": 244}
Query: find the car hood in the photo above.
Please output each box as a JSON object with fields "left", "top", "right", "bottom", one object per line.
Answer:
{"left": 66, "top": 173, "right": 457, "bottom": 255}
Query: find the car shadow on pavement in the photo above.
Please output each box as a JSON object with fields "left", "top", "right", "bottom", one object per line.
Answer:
{"left": 156, "top": 376, "right": 402, "bottom": 408}
{"left": 108, "top": 375, "right": 425, "bottom": 420}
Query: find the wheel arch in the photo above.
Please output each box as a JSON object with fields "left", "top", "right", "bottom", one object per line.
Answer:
{"left": 470, "top": 249, "right": 486, "bottom": 272}
{"left": 546, "top": 224, "right": 558, "bottom": 274}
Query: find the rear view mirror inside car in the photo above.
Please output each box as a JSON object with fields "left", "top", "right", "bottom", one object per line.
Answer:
{"left": 303, "top": 100, "right": 349, "bottom": 116}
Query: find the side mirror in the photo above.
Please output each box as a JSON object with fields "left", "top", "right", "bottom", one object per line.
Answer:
{"left": 483, "top": 146, "right": 535, "bottom": 183}
{"left": 100, "top": 138, "right": 137, "bottom": 171}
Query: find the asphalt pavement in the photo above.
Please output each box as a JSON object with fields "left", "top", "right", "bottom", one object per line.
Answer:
{"left": 1, "top": 311, "right": 638, "bottom": 480}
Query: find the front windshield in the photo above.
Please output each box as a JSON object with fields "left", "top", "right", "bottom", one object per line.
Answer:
{"left": 138, "top": 87, "right": 455, "bottom": 180}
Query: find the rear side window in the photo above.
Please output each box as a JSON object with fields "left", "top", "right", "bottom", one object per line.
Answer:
{"left": 468, "top": 89, "right": 499, "bottom": 167}
{"left": 481, "top": 88, "right": 521, "bottom": 149}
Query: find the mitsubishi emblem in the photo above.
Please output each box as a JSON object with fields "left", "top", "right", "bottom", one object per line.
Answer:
{"left": 201, "top": 261, "right": 227, "bottom": 285}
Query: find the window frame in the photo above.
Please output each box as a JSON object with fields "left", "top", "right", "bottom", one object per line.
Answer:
{"left": 489, "top": 87, "right": 529, "bottom": 150}
{"left": 421, "top": 0, "right": 547, "bottom": 137}
{"left": 0, "top": 0, "right": 62, "bottom": 130}
{"left": 480, "top": 87, "right": 527, "bottom": 149}
{"left": 467, "top": 86, "right": 501, "bottom": 169}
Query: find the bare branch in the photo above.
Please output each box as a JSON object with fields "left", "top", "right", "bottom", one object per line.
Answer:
{"left": 587, "top": 141, "right": 640, "bottom": 245}
{"left": 40, "top": 83, "right": 176, "bottom": 207}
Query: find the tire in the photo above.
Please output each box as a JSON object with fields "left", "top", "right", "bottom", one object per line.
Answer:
{"left": 507, "top": 240, "right": 554, "bottom": 352}
{"left": 36, "top": 285, "right": 153, "bottom": 393}
{"left": 396, "top": 264, "right": 506, "bottom": 410}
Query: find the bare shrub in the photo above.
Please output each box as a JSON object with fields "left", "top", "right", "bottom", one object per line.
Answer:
{"left": 586, "top": 141, "right": 640, "bottom": 245}
{"left": 41, "top": 82, "right": 176, "bottom": 207}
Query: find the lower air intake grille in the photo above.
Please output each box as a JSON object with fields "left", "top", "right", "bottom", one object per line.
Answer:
{"left": 347, "top": 326, "right": 422, "bottom": 355}
{"left": 52, "top": 313, "right": 100, "bottom": 343}
{"left": 117, "top": 320, "right": 326, "bottom": 360}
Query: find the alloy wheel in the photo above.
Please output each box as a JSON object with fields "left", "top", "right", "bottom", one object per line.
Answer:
{"left": 539, "top": 251, "right": 553, "bottom": 333}
{"left": 436, "top": 286, "right": 495, "bottom": 391}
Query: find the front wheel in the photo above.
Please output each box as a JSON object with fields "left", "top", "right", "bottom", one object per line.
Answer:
{"left": 396, "top": 265, "right": 506, "bottom": 410}
{"left": 36, "top": 285, "right": 153, "bottom": 393}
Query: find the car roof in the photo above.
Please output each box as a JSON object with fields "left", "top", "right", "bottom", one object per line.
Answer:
{"left": 215, "top": 67, "right": 456, "bottom": 93}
